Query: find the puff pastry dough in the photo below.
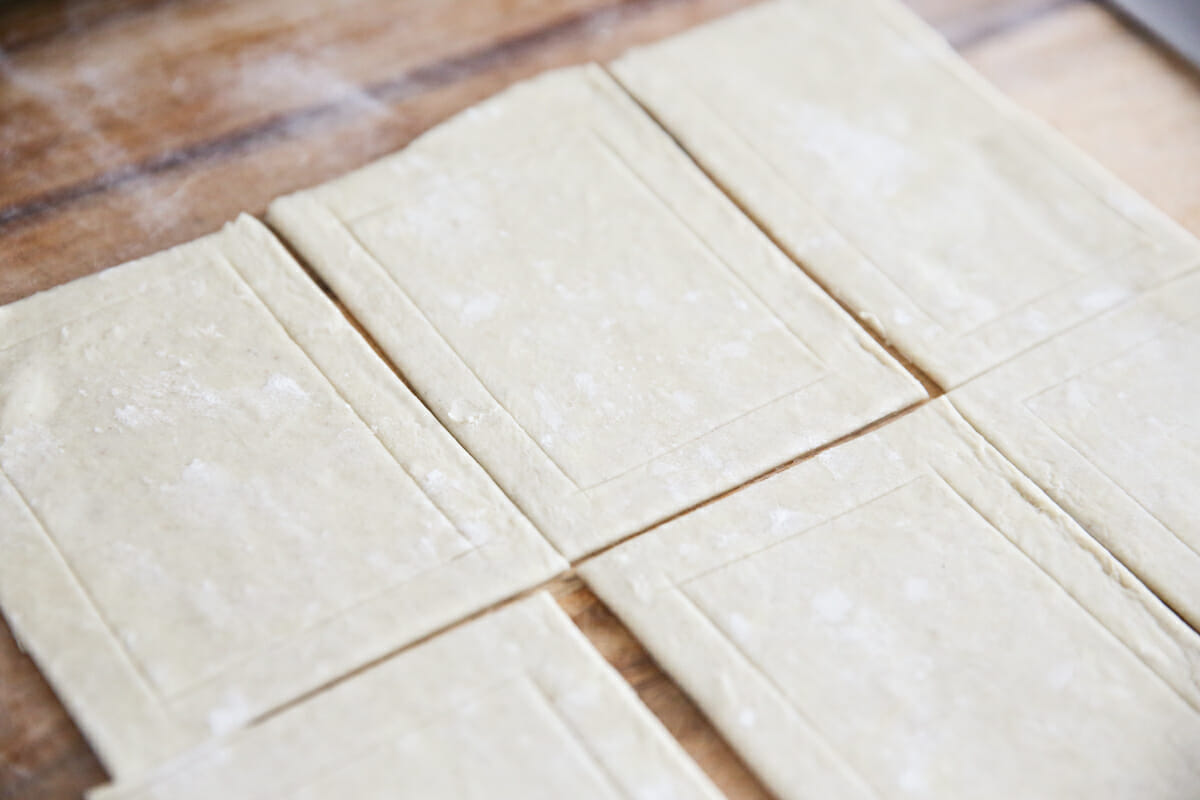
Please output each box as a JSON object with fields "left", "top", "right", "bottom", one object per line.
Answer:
{"left": 582, "top": 400, "right": 1200, "bottom": 799}
{"left": 954, "top": 270, "right": 1200, "bottom": 630}
{"left": 609, "top": 0, "right": 1199, "bottom": 387}
{"left": 270, "top": 65, "right": 924, "bottom": 558}
{"left": 0, "top": 216, "right": 564, "bottom": 776}
{"left": 89, "top": 594, "right": 722, "bottom": 800}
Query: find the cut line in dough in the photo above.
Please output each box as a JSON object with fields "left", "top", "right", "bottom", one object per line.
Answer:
{"left": 608, "top": 0, "right": 1200, "bottom": 388}
{"left": 581, "top": 399, "right": 1200, "bottom": 799}
{"left": 269, "top": 64, "right": 925, "bottom": 559}
{"left": 88, "top": 593, "right": 723, "bottom": 800}
{"left": 953, "top": 269, "right": 1200, "bottom": 631}
{"left": 0, "top": 215, "right": 565, "bottom": 776}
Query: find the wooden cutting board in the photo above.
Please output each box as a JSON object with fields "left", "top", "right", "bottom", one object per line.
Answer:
{"left": 1, "top": 0, "right": 1198, "bottom": 797}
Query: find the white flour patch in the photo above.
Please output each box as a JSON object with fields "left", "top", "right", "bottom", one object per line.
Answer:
{"left": 114, "top": 404, "right": 170, "bottom": 428}
{"left": 812, "top": 587, "right": 853, "bottom": 623}
{"left": 207, "top": 691, "right": 250, "bottom": 737}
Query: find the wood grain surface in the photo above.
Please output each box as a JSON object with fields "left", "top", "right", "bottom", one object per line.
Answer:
{"left": 1, "top": 0, "right": 1197, "bottom": 798}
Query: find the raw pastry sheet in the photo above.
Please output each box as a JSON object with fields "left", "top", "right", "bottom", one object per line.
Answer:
{"left": 953, "top": 270, "right": 1200, "bottom": 630}
{"left": 0, "top": 216, "right": 564, "bottom": 776}
{"left": 582, "top": 399, "right": 1200, "bottom": 799}
{"left": 89, "top": 593, "right": 722, "bottom": 800}
{"left": 609, "top": 0, "right": 1200, "bottom": 387}
{"left": 269, "top": 64, "right": 925, "bottom": 559}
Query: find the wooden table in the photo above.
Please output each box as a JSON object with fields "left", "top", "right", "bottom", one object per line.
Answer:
{"left": 1, "top": 1, "right": 1197, "bottom": 797}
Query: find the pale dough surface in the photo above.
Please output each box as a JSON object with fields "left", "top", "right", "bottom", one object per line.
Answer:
{"left": 89, "top": 593, "right": 721, "bottom": 800}
{"left": 582, "top": 399, "right": 1200, "bottom": 799}
{"left": 953, "top": 269, "right": 1200, "bottom": 630}
{"left": 610, "top": 0, "right": 1200, "bottom": 387}
{"left": 269, "top": 64, "right": 925, "bottom": 559}
{"left": 0, "top": 216, "right": 565, "bottom": 776}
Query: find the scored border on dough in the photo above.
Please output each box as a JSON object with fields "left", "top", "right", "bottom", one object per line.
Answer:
{"left": 0, "top": 215, "right": 565, "bottom": 776}
{"left": 270, "top": 64, "right": 925, "bottom": 559}
{"left": 88, "top": 593, "right": 723, "bottom": 800}
{"left": 953, "top": 269, "right": 1200, "bottom": 631}
{"left": 608, "top": 0, "right": 1200, "bottom": 388}
{"left": 581, "top": 399, "right": 1200, "bottom": 798}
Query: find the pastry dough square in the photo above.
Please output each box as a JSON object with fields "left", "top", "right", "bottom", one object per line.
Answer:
{"left": 581, "top": 400, "right": 1200, "bottom": 799}
{"left": 88, "top": 593, "right": 721, "bottom": 800}
{"left": 953, "top": 269, "right": 1200, "bottom": 631}
{"left": 269, "top": 65, "right": 925, "bottom": 558}
{"left": 0, "top": 216, "right": 565, "bottom": 776}
{"left": 609, "top": 0, "right": 1200, "bottom": 387}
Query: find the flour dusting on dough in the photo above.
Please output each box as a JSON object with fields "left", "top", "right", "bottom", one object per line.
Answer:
{"left": 775, "top": 101, "right": 916, "bottom": 197}
{"left": 811, "top": 587, "right": 853, "bottom": 624}
{"left": 207, "top": 692, "right": 250, "bottom": 737}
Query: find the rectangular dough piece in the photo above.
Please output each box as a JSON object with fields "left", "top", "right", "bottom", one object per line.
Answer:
{"left": 952, "top": 269, "right": 1200, "bottom": 631}
{"left": 0, "top": 216, "right": 565, "bottom": 777}
{"left": 269, "top": 64, "right": 925, "bottom": 559}
{"left": 88, "top": 592, "right": 721, "bottom": 800}
{"left": 609, "top": 0, "right": 1200, "bottom": 388}
{"left": 581, "top": 399, "right": 1200, "bottom": 800}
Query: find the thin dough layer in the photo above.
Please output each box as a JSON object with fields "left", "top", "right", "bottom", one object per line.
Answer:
{"left": 953, "top": 270, "right": 1200, "bottom": 630}
{"left": 609, "top": 0, "right": 1200, "bottom": 387}
{"left": 582, "top": 400, "right": 1200, "bottom": 800}
{"left": 0, "top": 216, "right": 564, "bottom": 776}
{"left": 270, "top": 65, "right": 924, "bottom": 558}
{"left": 88, "top": 593, "right": 722, "bottom": 800}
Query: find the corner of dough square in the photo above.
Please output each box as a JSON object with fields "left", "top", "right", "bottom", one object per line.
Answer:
{"left": 87, "top": 592, "right": 722, "bottom": 800}
{"left": 953, "top": 268, "right": 1200, "bottom": 632}
{"left": 581, "top": 399, "right": 1200, "bottom": 799}
{"left": 268, "top": 64, "right": 926, "bottom": 559}
{"left": 609, "top": 0, "right": 1200, "bottom": 387}
{"left": 0, "top": 215, "right": 565, "bottom": 777}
